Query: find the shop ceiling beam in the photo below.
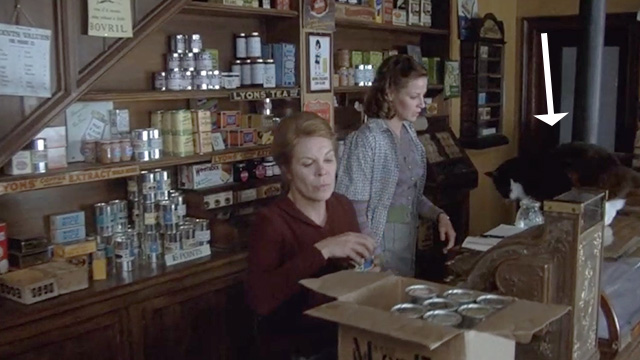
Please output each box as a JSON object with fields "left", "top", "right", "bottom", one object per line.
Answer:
{"left": 0, "top": 0, "right": 189, "bottom": 168}
{"left": 571, "top": 0, "right": 607, "bottom": 144}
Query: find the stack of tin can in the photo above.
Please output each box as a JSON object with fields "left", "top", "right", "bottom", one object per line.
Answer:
{"left": 131, "top": 128, "right": 163, "bottom": 161}
{"left": 93, "top": 199, "right": 139, "bottom": 272}
{"left": 126, "top": 169, "right": 209, "bottom": 264}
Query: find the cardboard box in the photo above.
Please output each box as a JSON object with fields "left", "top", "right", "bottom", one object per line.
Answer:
{"left": 335, "top": 4, "right": 375, "bottom": 21}
{"left": 0, "top": 267, "right": 58, "bottom": 304}
{"left": 273, "top": 43, "right": 296, "bottom": 87}
{"left": 53, "top": 240, "right": 97, "bottom": 259}
{"left": 49, "top": 211, "right": 85, "bottom": 230}
{"left": 179, "top": 163, "right": 232, "bottom": 190}
{"left": 301, "top": 271, "right": 569, "bottom": 360}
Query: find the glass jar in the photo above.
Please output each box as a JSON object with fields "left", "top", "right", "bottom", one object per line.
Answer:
{"left": 120, "top": 138, "right": 133, "bottom": 161}
{"left": 110, "top": 140, "right": 122, "bottom": 163}
{"left": 514, "top": 198, "right": 545, "bottom": 228}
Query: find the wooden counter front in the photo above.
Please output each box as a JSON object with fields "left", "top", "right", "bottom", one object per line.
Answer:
{"left": 0, "top": 251, "right": 252, "bottom": 360}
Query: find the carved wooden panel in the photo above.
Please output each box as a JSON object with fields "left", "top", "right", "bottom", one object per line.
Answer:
{"left": 0, "top": 310, "right": 128, "bottom": 360}
{"left": 133, "top": 275, "right": 253, "bottom": 360}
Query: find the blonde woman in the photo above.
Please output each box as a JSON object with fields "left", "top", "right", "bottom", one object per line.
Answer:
{"left": 247, "top": 112, "right": 375, "bottom": 360}
{"left": 336, "top": 54, "right": 456, "bottom": 277}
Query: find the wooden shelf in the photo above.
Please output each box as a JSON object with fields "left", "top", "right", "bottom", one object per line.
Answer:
{"left": 180, "top": 2, "right": 298, "bottom": 18}
{"left": 0, "top": 145, "right": 271, "bottom": 196}
{"left": 334, "top": 85, "right": 444, "bottom": 94}
{"left": 80, "top": 87, "right": 300, "bottom": 102}
{"left": 335, "top": 18, "right": 449, "bottom": 35}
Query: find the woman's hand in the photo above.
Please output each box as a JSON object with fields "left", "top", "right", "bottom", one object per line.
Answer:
{"left": 438, "top": 213, "right": 456, "bottom": 253}
{"left": 314, "top": 232, "right": 376, "bottom": 264}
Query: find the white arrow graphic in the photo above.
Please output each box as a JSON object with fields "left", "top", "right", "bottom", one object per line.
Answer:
{"left": 534, "top": 33, "right": 568, "bottom": 126}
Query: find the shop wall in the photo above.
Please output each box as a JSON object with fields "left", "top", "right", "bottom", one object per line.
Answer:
{"left": 450, "top": 0, "right": 639, "bottom": 235}
{"left": 449, "top": 0, "right": 519, "bottom": 235}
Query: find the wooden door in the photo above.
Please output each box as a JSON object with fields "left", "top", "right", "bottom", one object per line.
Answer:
{"left": 520, "top": 13, "right": 639, "bottom": 159}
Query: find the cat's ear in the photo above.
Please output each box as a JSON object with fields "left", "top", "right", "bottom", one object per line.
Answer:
{"left": 484, "top": 171, "right": 495, "bottom": 178}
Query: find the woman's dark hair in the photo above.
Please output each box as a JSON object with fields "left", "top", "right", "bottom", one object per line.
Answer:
{"left": 363, "top": 54, "right": 428, "bottom": 119}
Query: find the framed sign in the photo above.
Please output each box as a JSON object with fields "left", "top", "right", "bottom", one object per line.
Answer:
{"left": 307, "top": 32, "right": 332, "bottom": 92}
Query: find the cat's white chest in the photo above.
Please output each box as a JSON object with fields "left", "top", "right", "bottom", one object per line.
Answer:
{"left": 509, "top": 179, "right": 528, "bottom": 201}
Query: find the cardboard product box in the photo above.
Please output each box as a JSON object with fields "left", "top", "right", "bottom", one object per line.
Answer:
{"left": 408, "top": 0, "right": 421, "bottom": 26}
{"left": 179, "top": 163, "right": 232, "bottom": 190}
{"left": 335, "top": 4, "right": 375, "bottom": 21}
{"left": 301, "top": 271, "right": 569, "bottom": 360}
{"left": 218, "top": 111, "right": 241, "bottom": 129}
{"left": 382, "top": 0, "right": 394, "bottom": 23}
{"left": 272, "top": 43, "right": 296, "bottom": 87}
{"left": 4, "top": 151, "right": 32, "bottom": 175}
{"left": 35, "top": 126, "right": 67, "bottom": 149}
{"left": 0, "top": 266, "right": 58, "bottom": 304}
{"left": 50, "top": 226, "right": 86, "bottom": 244}
{"left": 35, "top": 261, "right": 88, "bottom": 295}
{"left": 49, "top": 211, "right": 85, "bottom": 231}
{"left": 226, "top": 128, "right": 258, "bottom": 147}
{"left": 47, "top": 147, "right": 68, "bottom": 170}
{"left": 53, "top": 240, "right": 97, "bottom": 259}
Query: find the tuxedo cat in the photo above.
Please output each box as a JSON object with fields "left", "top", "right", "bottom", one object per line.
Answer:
{"left": 486, "top": 142, "right": 640, "bottom": 245}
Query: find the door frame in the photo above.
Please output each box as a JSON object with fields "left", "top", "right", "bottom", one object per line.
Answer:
{"left": 520, "top": 13, "right": 639, "bottom": 159}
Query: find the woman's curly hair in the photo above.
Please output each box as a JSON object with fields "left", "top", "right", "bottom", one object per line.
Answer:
{"left": 363, "top": 54, "right": 428, "bottom": 119}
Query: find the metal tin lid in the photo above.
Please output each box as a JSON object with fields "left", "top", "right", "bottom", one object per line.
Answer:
{"left": 405, "top": 284, "right": 438, "bottom": 300}
{"left": 422, "top": 297, "right": 459, "bottom": 312}
{"left": 390, "top": 303, "right": 425, "bottom": 319}
{"left": 250, "top": 32, "right": 260, "bottom": 36}
{"left": 198, "top": 70, "right": 208, "bottom": 75}
{"left": 244, "top": 59, "right": 252, "bottom": 64}
{"left": 443, "top": 289, "right": 477, "bottom": 303}
{"left": 253, "top": 59, "right": 264, "bottom": 64}
{"left": 457, "top": 304, "right": 494, "bottom": 319}
{"left": 31, "top": 138, "right": 47, "bottom": 151}
{"left": 423, "top": 310, "right": 463, "bottom": 327}
{"left": 476, "top": 294, "right": 515, "bottom": 309}
{"left": 233, "top": 60, "right": 242, "bottom": 65}
{"left": 237, "top": 33, "right": 246, "bottom": 37}
{"left": 265, "top": 59, "right": 275, "bottom": 63}
{"left": 182, "top": 52, "right": 194, "bottom": 58}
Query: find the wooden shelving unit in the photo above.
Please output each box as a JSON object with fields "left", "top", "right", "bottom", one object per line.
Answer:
{"left": 335, "top": 18, "right": 449, "bottom": 35}
{"left": 80, "top": 87, "right": 300, "bottom": 102}
{"left": 334, "top": 85, "right": 444, "bottom": 94}
{"left": 0, "top": 145, "right": 271, "bottom": 195}
{"left": 180, "top": 2, "right": 298, "bottom": 18}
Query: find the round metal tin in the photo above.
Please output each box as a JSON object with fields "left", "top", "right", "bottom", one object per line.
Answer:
{"left": 476, "top": 294, "right": 515, "bottom": 309}
{"left": 443, "top": 289, "right": 477, "bottom": 304}
{"left": 390, "top": 303, "right": 426, "bottom": 319}
{"left": 405, "top": 284, "right": 438, "bottom": 304}
{"left": 422, "top": 297, "right": 459, "bottom": 312}
{"left": 423, "top": 310, "right": 463, "bottom": 327}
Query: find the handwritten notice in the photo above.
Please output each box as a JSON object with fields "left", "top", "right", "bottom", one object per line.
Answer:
{"left": 88, "top": 0, "right": 133, "bottom": 38}
{"left": 65, "top": 101, "right": 114, "bottom": 162}
{"left": 0, "top": 24, "right": 51, "bottom": 97}
{"left": 0, "top": 165, "right": 140, "bottom": 196}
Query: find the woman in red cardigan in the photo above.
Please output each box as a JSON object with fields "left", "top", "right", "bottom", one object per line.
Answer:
{"left": 246, "top": 112, "right": 376, "bottom": 360}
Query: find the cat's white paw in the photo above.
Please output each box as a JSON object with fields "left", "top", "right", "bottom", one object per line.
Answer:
{"left": 603, "top": 226, "right": 614, "bottom": 247}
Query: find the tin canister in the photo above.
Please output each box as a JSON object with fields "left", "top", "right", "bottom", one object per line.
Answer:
{"left": 194, "top": 219, "right": 210, "bottom": 246}
{"left": 127, "top": 177, "right": 139, "bottom": 201}
{"left": 113, "top": 232, "right": 134, "bottom": 271}
{"left": 181, "top": 70, "right": 193, "bottom": 90}
{"left": 247, "top": 32, "right": 261, "bottom": 58}
{"left": 139, "top": 171, "right": 156, "bottom": 196}
{"left": 231, "top": 60, "right": 242, "bottom": 76}
{"left": 143, "top": 202, "right": 157, "bottom": 226}
{"left": 194, "top": 70, "right": 209, "bottom": 90}
{"left": 422, "top": 297, "right": 459, "bottom": 312}
{"left": 132, "top": 129, "right": 150, "bottom": 152}
{"left": 129, "top": 200, "right": 143, "bottom": 232}
{"left": 241, "top": 59, "right": 252, "bottom": 86}
{"left": 390, "top": 303, "right": 426, "bottom": 319}
{"left": 207, "top": 70, "right": 221, "bottom": 89}
{"left": 166, "top": 53, "right": 181, "bottom": 70}
{"left": 188, "top": 34, "right": 202, "bottom": 53}
{"left": 180, "top": 224, "right": 197, "bottom": 250}
{"left": 336, "top": 49, "right": 350, "bottom": 68}
{"left": 30, "top": 138, "right": 47, "bottom": 173}
{"left": 154, "top": 71, "right": 167, "bottom": 91}
{"left": 443, "top": 289, "right": 477, "bottom": 305}
{"left": 457, "top": 304, "right": 494, "bottom": 329}
{"left": 94, "top": 203, "right": 113, "bottom": 236}
{"left": 180, "top": 52, "right": 196, "bottom": 71}
{"left": 158, "top": 200, "right": 177, "bottom": 230}
{"left": 196, "top": 51, "right": 213, "bottom": 71}
{"left": 154, "top": 169, "right": 171, "bottom": 193}
{"left": 128, "top": 228, "right": 141, "bottom": 260}
{"left": 405, "top": 284, "right": 438, "bottom": 304}
{"left": 355, "top": 65, "right": 366, "bottom": 86}
{"left": 263, "top": 59, "right": 276, "bottom": 88}
{"left": 144, "top": 232, "right": 163, "bottom": 263}
{"left": 235, "top": 33, "right": 247, "bottom": 59}
{"left": 423, "top": 310, "right": 463, "bottom": 327}
{"left": 164, "top": 232, "right": 181, "bottom": 255}
{"left": 251, "top": 59, "right": 264, "bottom": 85}
{"left": 476, "top": 294, "right": 515, "bottom": 309}
{"left": 167, "top": 69, "right": 182, "bottom": 91}
{"left": 109, "top": 200, "right": 128, "bottom": 233}
{"left": 148, "top": 128, "right": 162, "bottom": 160}
{"left": 170, "top": 34, "right": 186, "bottom": 53}
{"left": 170, "top": 191, "right": 186, "bottom": 222}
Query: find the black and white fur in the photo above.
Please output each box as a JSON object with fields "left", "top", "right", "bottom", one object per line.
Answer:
{"left": 486, "top": 143, "right": 640, "bottom": 246}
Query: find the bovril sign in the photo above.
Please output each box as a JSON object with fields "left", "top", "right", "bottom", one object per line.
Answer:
{"left": 229, "top": 88, "right": 300, "bottom": 101}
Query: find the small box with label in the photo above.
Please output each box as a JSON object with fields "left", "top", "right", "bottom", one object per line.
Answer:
{"left": 273, "top": 43, "right": 296, "bottom": 87}
{"left": 203, "top": 191, "right": 234, "bottom": 210}
{"left": 179, "top": 163, "right": 233, "bottom": 190}
{"left": 49, "top": 211, "right": 86, "bottom": 231}
{"left": 236, "top": 188, "right": 258, "bottom": 203}
{"left": 4, "top": 151, "right": 32, "bottom": 175}
{"left": 226, "top": 129, "right": 258, "bottom": 147}
{"left": 218, "top": 111, "right": 241, "bottom": 129}
{"left": 53, "top": 240, "right": 97, "bottom": 259}
{"left": 51, "top": 226, "right": 86, "bottom": 244}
